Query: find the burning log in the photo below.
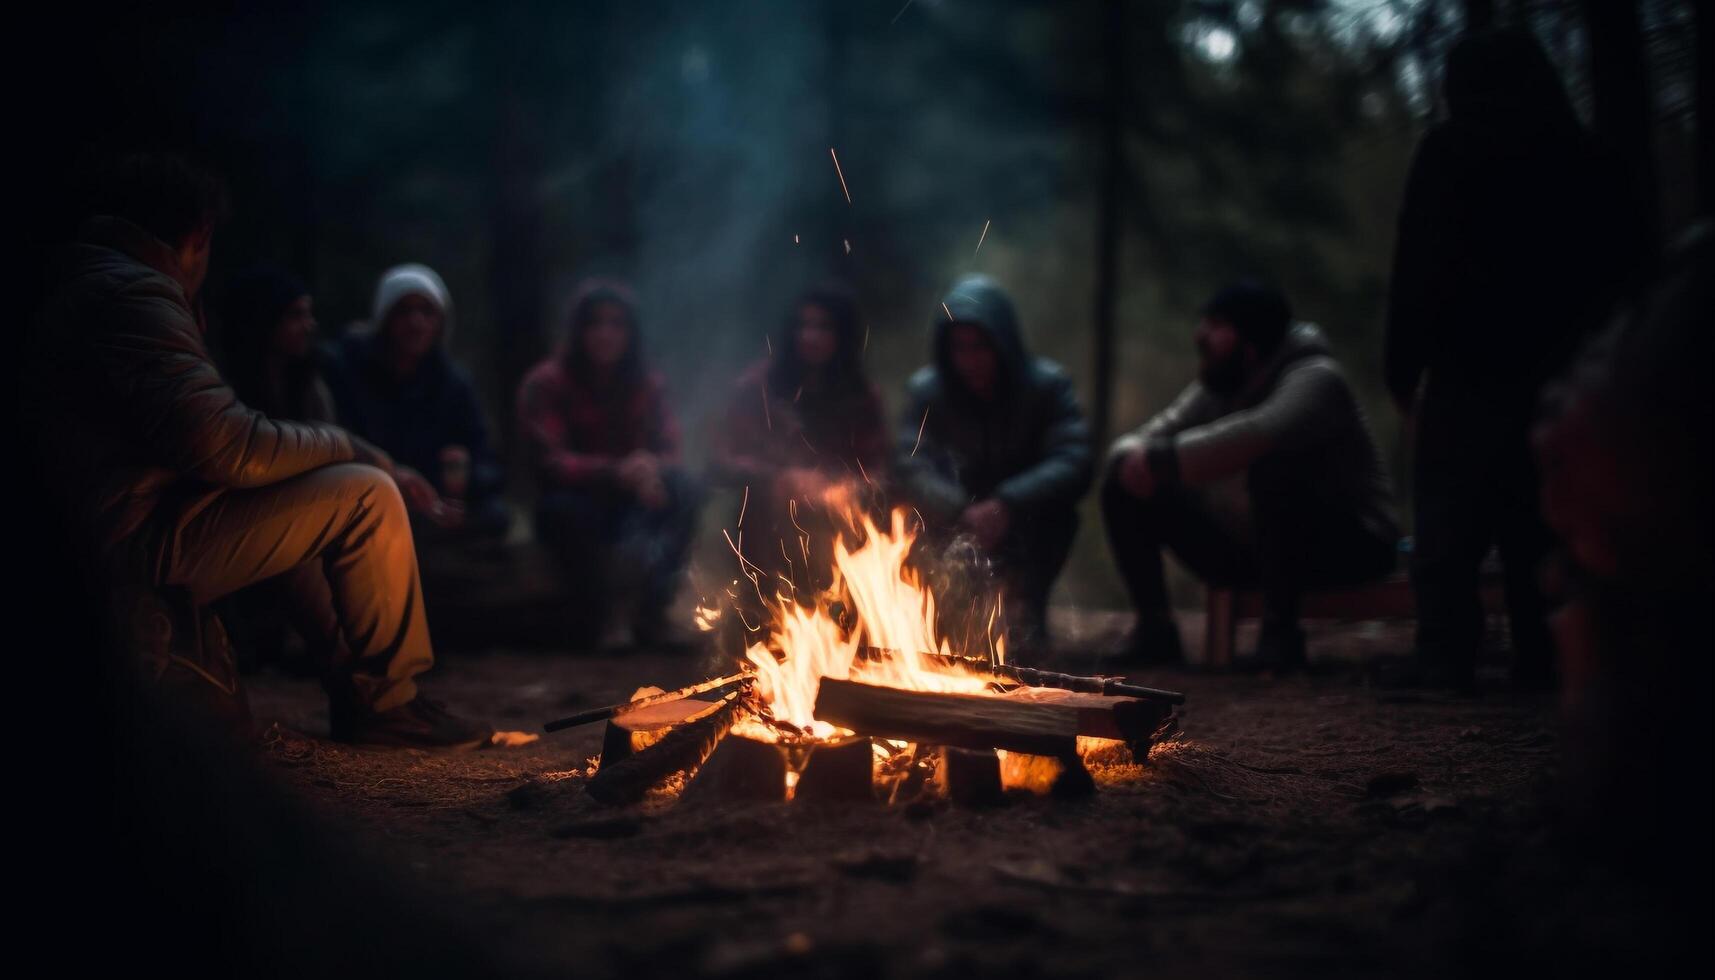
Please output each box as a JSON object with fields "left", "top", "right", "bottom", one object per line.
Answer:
{"left": 933, "top": 747, "right": 1005, "bottom": 806}
{"left": 543, "top": 672, "right": 751, "bottom": 733}
{"left": 599, "top": 697, "right": 721, "bottom": 767}
{"left": 793, "top": 736, "right": 875, "bottom": 803}
{"left": 813, "top": 679, "right": 1173, "bottom": 756}
{"left": 855, "top": 646, "right": 1185, "bottom": 705}
{"left": 815, "top": 679, "right": 1073, "bottom": 756}
{"left": 586, "top": 692, "right": 745, "bottom": 806}
{"left": 682, "top": 731, "right": 790, "bottom": 802}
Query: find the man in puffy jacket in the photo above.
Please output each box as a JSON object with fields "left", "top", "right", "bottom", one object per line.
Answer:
{"left": 29, "top": 153, "right": 490, "bottom": 749}
{"left": 1104, "top": 282, "right": 1398, "bottom": 669}
{"left": 895, "top": 275, "right": 1093, "bottom": 650}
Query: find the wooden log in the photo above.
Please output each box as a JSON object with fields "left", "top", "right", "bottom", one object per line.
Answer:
{"left": 997, "top": 751, "right": 1095, "bottom": 799}
{"left": 586, "top": 693, "right": 743, "bottom": 806}
{"left": 793, "top": 736, "right": 876, "bottom": 804}
{"left": 933, "top": 746, "right": 1005, "bottom": 807}
{"left": 813, "top": 679, "right": 1167, "bottom": 756}
{"left": 598, "top": 698, "right": 719, "bottom": 767}
{"left": 683, "top": 731, "right": 788, "bottom": 802}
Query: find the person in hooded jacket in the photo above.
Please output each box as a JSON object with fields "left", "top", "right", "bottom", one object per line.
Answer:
{"left": 1385, "top": 28, "right": 1646, "bottom": 692}
{"left": 322, "top": 264, "right": 510, "bottom": 539}
{"left": 895, "top": 275, "right": 1093, "bottom": 649}
{"left": 517, "top": 279, "right": 699, "bottom": 648}
{"left": 710, "top": 282, "right": 890, "bottom": 605}
{"left": 1104, "top": 282, "right": 1398, "bottom": 670}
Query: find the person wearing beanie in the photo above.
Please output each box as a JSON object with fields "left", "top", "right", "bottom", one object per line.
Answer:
{"left": 1103, "top": 281, "right": 1398, "bottom": 670}
{"left": 322, "top": 264, "right": 510, "bottom": 539}
{"left": 894, "top": 275, "right": 1093, "bottom": 653}
{"left": 517, "top": 279, "right": 701, "bottom": 650}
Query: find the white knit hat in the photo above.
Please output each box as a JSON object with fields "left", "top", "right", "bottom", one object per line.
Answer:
{"left": 371, "top": 263, "right": 454, "bottom": 338}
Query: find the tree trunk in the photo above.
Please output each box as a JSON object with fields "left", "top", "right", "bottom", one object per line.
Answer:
{"left": 1089, "top": 0, "right": 1125, "bottom": 449}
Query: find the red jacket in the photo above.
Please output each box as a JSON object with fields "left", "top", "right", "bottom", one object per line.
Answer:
{"left": 709, "top": 360, "right": 890, "bottom": 489}
{"left": 516, "top": 355, "right": 681, "bottom": 488}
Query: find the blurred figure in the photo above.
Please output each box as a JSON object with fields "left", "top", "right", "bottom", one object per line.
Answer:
{"left": 895, "top": 275, "right": 1092, "bottom": 650}
{"left": 518, "top": 280, "right": 699, "bottom": 648}
{"left": 1104, "top": 283, "right": 1397, "bottom": 669}
{"left": 216, "top": 263, "right": 339, "bottom": 673}
{"left": 710, "top": 283, "right": 889, "bottom": 603}
{"left": 26, "top": 152, "right": 489, "bottom": 748}
{"left": 1385, "top": 28, "right": 1645, "bottom": 691}
{"left": 322, "top": 264, "right": 510, "bottom": 538}
{"left": 1534, "top": 222, "right": 1709, "bottom": 872}
{"left": 220, "top": 263, "right": 334, "bottom": 423}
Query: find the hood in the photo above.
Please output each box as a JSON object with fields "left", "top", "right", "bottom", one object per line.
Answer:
{"left": 933, "top": 274, "right": 1029, "bottom": 391}
{"left": 371, "top": 263, "right": 455, "bottom": 344}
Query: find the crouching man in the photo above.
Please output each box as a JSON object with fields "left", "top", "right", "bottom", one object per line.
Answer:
{"left": 1103, "top": 282, "right": 1398, "bottom": 669}
{"left": 30, "top": 153, "right": 490, "bottom": 748}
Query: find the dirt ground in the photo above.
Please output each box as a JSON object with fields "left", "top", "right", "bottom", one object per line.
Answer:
{"left": 241, "top": 610, "right": 1676, "bottom": 979}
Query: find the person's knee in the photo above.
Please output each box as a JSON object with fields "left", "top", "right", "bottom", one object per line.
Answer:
{"left": 328, "top": 463, "right": 408, "bottom": 523}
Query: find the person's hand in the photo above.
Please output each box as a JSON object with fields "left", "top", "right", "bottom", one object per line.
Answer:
{"left": 1118, "top": 446, "right": 1155, "bottom": 499}
{"left": 616, "top": 451, "right": 668, "bottom": 510}
{"left": 960, "top": 498, "right": 1010, "bottom": 552}
{"left": 424, "top": 497, "right": 467, "bottom": 529}
{"left": 393, "top": 465, "right": 443, "bottom": 514}
{"left": 349, "top": 434, "right": 395, "bottom": 476}
{"left": 776, "top": 467, "right": 827, "bottom": 502}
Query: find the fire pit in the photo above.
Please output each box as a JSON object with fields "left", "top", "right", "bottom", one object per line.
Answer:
{"left": 549, "top": 504, "right": 1183, "bottom": 806}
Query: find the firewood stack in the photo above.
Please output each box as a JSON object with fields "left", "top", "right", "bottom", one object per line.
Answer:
{"left": 583, "top": 669, "right": 1181, "bottom": 807}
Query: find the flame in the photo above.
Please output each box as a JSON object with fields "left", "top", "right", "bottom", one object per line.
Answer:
{"left": 733, "top": 502, "right": 999, "bottom": 742}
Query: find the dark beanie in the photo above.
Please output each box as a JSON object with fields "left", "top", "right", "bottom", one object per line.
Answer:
{"left": 1201, "top": 281, "right": 1293, "bottom": 353}
{"left": 225, "top": 262, "right": 309, "bottom": 331}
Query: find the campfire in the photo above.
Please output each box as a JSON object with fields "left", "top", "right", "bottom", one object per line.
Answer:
{"left": 548, "top": 498, "right": 1182, "bottom": 806}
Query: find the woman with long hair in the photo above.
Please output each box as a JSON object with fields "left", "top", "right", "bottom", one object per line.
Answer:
{"left": 518, "top": 279, "right": 699, "bottom": 649}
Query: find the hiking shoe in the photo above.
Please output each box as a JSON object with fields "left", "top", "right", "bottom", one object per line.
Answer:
{"left": 1235, "top": 619, "right": 1307, "bottom": 674}
{"left": 1107, "top": 616, "right": 1185, "bottom": 666}
{"left": 332, "top": 696, "right": 493, "bottom": 751}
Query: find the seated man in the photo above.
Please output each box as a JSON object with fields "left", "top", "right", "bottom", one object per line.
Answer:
{"left": 30, "top": 152, "right": 489, "bottom": 748}
{"left": 895, "top": 275, "right": 1093, "bottom": 650}
{"left": 1103, "top": 282, "right": 1398, "bottom": 669}
{"left": 517, "top": 279, "right": 700, "bottom": 648}
{"left": 321, "top": 263, "right": 510, "bottom": 539}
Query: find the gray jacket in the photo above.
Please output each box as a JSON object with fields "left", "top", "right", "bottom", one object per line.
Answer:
{"left": 1112, "top": 324, "right": 1396, "bottom": 540}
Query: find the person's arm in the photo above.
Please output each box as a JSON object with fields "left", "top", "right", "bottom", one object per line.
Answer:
{"left": 991, "top": 368, "right": 1093, "bottom": 512}
{"left": 98, "top": 280, "right": 354, "bottom": 486}
{"left": 892, "top": 376, "right": 968, "bottom": 524}
{"left": 706, "top": 378, "right": 784, "bottom": 488}
{"left": 1384, "top": 131, "right": 1456, "bottom": 411}
{"left": 516, "top": 369, "right": 615, "bottom": 488}
{"left": 447, "top": 369, "right": 503, "bottom": 499}
{"left": 645, "top": 374, "right": 683, "bottom": 463}
{"left": 1154, "top": 360, "right": 1349, "bottom": 487}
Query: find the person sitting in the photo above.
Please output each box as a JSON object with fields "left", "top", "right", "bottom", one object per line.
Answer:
{"left": 894, "top": 274, "right": 1092, "bottom": 651}
{"left": 322, "top": 263, "right": 510, "bottom": 539}
{"left": 214, "top": 262, "right": 340, "bottom": 674}
{"left": 27, "top": 151, "right": 490, "bottom": 747}
{"left": 517, "top": 279, "right": 699, "bottom": 648}
{"left": 708, "top": 283, "right": 890, "bottom": 605}
{"left": 1102, "top": 281, "right": 1398, "bottom": 670}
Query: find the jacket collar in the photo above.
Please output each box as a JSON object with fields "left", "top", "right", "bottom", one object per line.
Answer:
{"left": 77, "top": 215, "right": 198, "bottom": 300}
